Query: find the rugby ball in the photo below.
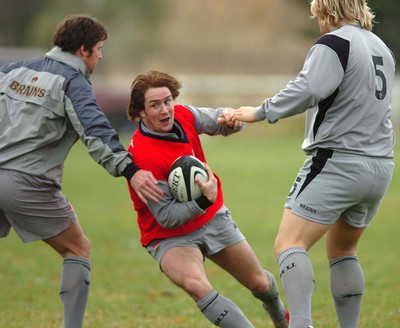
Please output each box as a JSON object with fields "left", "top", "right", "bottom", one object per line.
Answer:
{"left": 168, "top": 155, "right": 208, "bottom": 202}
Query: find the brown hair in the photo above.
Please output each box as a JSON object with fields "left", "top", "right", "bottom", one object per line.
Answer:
{"left": 310, "top": 0, "right": 375, "bottom": 31}
{"left": 128, "top": 70, "right": 182, "bottom": 122}
{"left": 53, "top": 14, "right": 108, "bottom": 54}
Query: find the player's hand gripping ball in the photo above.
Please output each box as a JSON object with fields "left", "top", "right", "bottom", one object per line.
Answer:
{"left": 168, "top": 155, "right": 208, "bottom": 202}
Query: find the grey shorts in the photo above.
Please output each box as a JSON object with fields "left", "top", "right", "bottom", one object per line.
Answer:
{"left": 284, "top": 149, "right": 394, "bottom": 228}
{"left": 146, "top": 205, "right": 245, "bottom": 265}
{"left": 0, "top": 169, "right": 77, "bottom": 242}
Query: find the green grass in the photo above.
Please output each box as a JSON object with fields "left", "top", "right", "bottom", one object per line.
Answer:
{"left": 0, "top": 118, "right": 399, "bottom": 327}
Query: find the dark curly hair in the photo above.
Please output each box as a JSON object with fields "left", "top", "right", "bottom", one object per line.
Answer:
{"left": 53, "top": 14, "right": 108, "bottom": 54}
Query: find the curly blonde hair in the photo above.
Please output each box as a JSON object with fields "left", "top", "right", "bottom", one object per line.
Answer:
{"left": 310, "top": 0, "right": 375, "bottom": 31}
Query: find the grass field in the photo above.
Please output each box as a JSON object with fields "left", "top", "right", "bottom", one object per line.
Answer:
{"left": 0, "top": 117, "right": 399, "bottom": 327}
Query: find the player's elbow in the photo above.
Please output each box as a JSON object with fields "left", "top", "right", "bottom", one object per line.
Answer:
{"left": 160, "top": 220, "right": 178, "bottom": 229}
{"left": 156, "top": 213, "right": 192, "bottom": 229}
{"left": 155, "top": 217, "right": 180, "bottom": 229}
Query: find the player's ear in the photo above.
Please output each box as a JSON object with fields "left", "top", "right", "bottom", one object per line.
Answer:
{"left": 76, "top": 45, "right": 89, "bottom": 58}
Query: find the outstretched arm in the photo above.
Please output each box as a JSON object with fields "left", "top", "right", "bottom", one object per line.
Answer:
{"left": 230, "top": 106, "right": 258, "bottom": 123}
{"left": 217, "top": 108, "right": 244, "bottom": 129}
{"left": 186, "top": 105, "right": 244, "bottom": 136}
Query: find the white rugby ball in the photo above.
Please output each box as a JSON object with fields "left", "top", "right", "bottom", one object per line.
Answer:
{"left": 168, "top": 155, "right": 208, "bottom": 202}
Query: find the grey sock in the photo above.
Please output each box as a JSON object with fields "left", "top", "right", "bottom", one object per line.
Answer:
{"left": 330, "top": 255, "right": 364, "bottom": 328}
{"left": 278, "top": 247, "right": 314, "bottom": 327}
{"left": 253, "top": 270, "right": 287, "bottom": 323}
{"left": 59, "top": 257, "right": 91, "bottom": 328}
{"left": 196, "top": 289, "right": 254, "bottom": 327}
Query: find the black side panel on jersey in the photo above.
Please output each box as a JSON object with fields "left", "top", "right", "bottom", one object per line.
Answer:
{"left": 313, "top": 34, "right": 350, "bottom": 137}
{"left": 314, "top": 88, "right": 339, "bottom": 137}
{"left": 296, "top": 148, "right": 333, "bottom": 199}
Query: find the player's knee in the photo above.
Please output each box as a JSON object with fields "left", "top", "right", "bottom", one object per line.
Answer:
{"left": 248, "top": 273, "right": 270, "bottom": 295}
{"left": 78, "top": 235, "right": 91, "bottom": 257}
{"left": 274, "top": 237, "right": 290, "bottom": 258}
{"left": 273, "top": 241, "right": 282, "bottom": 258}
{"left": 60, "top": 234, "right": 91, "bottom": 259}
{"left": 181, "top": 276, "right": 211, "bottom": 301}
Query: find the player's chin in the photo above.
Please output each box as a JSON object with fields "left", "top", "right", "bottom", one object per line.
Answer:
{"left": 159, "top": 122, "right": 173, "bottom": 132}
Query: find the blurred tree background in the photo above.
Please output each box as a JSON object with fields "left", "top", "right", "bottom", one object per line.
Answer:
{"left": 1, "top": 0, "right": 398, "bottom": 76}
{"left": 368, "top": 0, "right": 399, "bottom": 62}
{"left": 0, "top": 0, "right": 399, "bottom": 127}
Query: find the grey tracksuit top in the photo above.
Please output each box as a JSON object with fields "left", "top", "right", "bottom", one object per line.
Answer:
{"left": 0, "top": 47, "right": 135, "bottom": 186}
{"left": 255, "top": 24, "right": 396, "bottom": 158}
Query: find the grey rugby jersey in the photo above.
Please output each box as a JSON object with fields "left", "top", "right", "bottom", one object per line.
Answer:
{"left": 255, "top": 24, "right": 396, "bottom": 158}
{"left": 0, "top": 47, "right": 133, "bottom": 186}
